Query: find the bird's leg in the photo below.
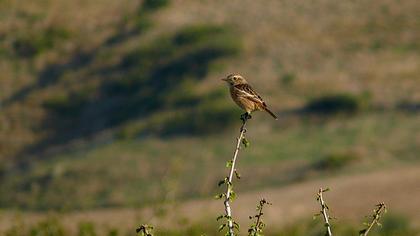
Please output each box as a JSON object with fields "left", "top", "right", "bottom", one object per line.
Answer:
{"left": 240, "top": 113, "right": 247, "bottom": 123}
{"left": 240, "top": 112, "right": 252, "bottom": 123}
{"left": 240, "top": 113, "right": 249, "bottom": 133}
{"left": 245, "top": 112, "right": 252, "bottom": 120}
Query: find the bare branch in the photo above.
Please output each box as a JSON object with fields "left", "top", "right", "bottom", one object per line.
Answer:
{"left": 316, "top": 188, "right": 333, "bottom": 236}
{"left": 359, "top": 202, "right": 387, "bottom": 236}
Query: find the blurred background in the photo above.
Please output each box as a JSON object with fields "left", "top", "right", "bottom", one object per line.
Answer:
{"left": 0, "top": 0, "right": 419, "bottom": 235}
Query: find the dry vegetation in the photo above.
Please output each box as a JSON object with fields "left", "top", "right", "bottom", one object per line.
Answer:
{"left": 0, "top": 0, "right": 419, "bottom": 235}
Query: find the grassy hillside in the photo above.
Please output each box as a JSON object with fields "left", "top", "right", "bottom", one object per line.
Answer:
{"left": 0, "top": 0, "right": 242, "bottom": 162}
{"left": 3, "top": 165, "right": 420, "bottom": 235}
{"left": 1, "top": 111, "right": 418, "bottom": 210}
{"left": 0, "top": 0, "right": 419, "bottom": 226}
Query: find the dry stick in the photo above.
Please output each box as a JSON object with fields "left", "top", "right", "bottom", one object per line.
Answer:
{"left": 224, "top": 117, "right": 248, "bottom": 236}
{"left": 317, "top": 188, "right": 333, "bottom": 236}
{"left": 360, "top": 202, "right": 386, "bottom": 236}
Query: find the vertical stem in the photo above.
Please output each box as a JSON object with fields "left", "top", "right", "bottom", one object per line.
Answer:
{"left": 224, "top": 118, "right": 247, "bottom": 236}
{"left": 361, "top": 203, "right": 386, "bottom": 236}
{"left": 254, "top": 205, "right": 264, "bottom": 231}
{"left": 318, "top": 188, "right": 333, "bottom": 236}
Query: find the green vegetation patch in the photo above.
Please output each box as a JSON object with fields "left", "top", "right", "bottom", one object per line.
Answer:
{"left": 313, "top": 151, "right": 361, "bottom": 171}
{"left": 141, "top": 0, "right": 170, "bottom": 13}
{"left": 158, "top": 95, "right": 239, "bottom": 136}
{"left": 42, "top": 91, "right": 90, "bottom": 117}
{"left": 12, "top": 26, "right": 71, "bottom": 58}
{"left": 304, "top": 93, "right": 370, "bottom": 115}
{"left": 3, "top": 214, "right": 418, "bottom": 236}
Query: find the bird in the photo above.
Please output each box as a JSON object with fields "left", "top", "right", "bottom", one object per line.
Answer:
{"left": 222, "top": 74, "right": 277, "bottom": 120}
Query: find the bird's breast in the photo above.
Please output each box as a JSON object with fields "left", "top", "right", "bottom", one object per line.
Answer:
{"left": 229, "top": 87, "right": 258, "bottom": 112}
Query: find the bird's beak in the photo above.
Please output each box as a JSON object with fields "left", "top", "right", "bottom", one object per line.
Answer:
{"left": 221, "top": 78, "right": 228, "bottom": 81}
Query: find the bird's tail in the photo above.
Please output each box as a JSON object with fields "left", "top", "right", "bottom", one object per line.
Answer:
{"left": 264, "top": 107, "right": 278, "bottom": 120}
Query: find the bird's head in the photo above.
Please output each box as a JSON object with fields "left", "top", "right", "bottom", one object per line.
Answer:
{"left": 222, "top": 74, "right": 247, "bottom": 86}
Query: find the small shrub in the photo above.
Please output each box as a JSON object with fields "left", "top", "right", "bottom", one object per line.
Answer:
{"left": 133, "top": 15, "right": 153, "bottom": 32}
{"left": 12, "top": 38, "right": 37, "bottom": 58}
{"left": 29, "top": 217, "right": 66, "bottom": 236}
{"left": 380, "top": 214, "right": 419, "bottom": 236}
{"left": 107, "top": 229, "right": 119, "bottom": 236}
{"left": 305, "top": 93, "right": 368, "bottom": 114}
{"left": 280, "top": 72, "right": 296, "bottom": 85}
{"left": 141, "top": 0, "right": 170, "bottom": 12}
{"left": 314, "top": 151, "right": 360, "bottom": 171}
{"left": 397, "top": 101, "right": 420, "bottom": 113}
{"left": 159, "top": 105, "right": 238, "bottom": 136}
{"left": 13, "top": 26, "right": 71, "bottom": 58}
{"left": 173, "top": 25, "right": 226, "bottom": 46}
{"left": 42, "top": 92, "right": 89, "bottom": 116}
{"left": 78, "top": 222, "right": 97, "bottom": 236}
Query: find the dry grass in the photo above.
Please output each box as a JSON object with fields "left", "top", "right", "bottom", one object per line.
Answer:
{"left": 0, "top": 1, "right": 419, "bottom": 229}
{"left": 1, "top": 0, "right": 419, "bottom": 159}
{"left": 156, "top": 0, "right": 420, "bottom": 106}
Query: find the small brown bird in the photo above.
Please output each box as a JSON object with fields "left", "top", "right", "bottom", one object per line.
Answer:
{"left": 222, "top": 74, "right": 277, "bottom": 120}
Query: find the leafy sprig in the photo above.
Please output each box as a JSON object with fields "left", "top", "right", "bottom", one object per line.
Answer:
{"left": 136, "top": 224, "right": 154, "bottom": 236}
{"left": 315, "top": 188, "right": 333, "bottom": 236}
{"left": 248, "top": 198, "right": 271, "bottom": 236}
{"left": 359, "top": 202, "right": 387, "bottom": 236}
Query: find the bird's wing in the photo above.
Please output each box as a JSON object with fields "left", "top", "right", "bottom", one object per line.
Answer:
{"left": 234, "top": 84, "right": 267, "bottom": 106}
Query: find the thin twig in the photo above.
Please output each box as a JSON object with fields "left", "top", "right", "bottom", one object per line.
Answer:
{"left": 359, "top": 202, "right": 387, "bottom": 236}
{"left": 317, "top": 188, "right": 333, "bottom": 236}
{"left": 223, "top": 116, "right": 248, "bottom": 235}
{"left": 254, "top": 203, "right": 264, "bottom": 231}
{"left": 248, "top": 198, "right": 271, "bottom": 236}
{"left": 136, "top": 224, "right": 154, "bottom": 236}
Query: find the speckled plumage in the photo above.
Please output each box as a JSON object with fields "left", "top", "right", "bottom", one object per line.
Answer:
{"left": 222, "top": 74, "right": 277, "bottom": 119}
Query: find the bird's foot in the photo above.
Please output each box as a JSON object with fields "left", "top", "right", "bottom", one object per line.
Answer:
{"left": 240, "top": 112, "right": 252, "bottom": 123}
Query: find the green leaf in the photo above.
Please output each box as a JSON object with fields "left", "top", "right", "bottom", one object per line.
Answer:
{"left": 242, "top": 137, "right": 250, "bottom": 148}
{"left": 226, "top": 160, "right": 233, "bottom": 168}
{"left": 230, "top": 191, "right": 236, "bottom": 201}
{"left": 218, "top": 224, "right": 226, "bottom": 232}
{"left": 214, "top": 193, "right": 225, "bottom": 199}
